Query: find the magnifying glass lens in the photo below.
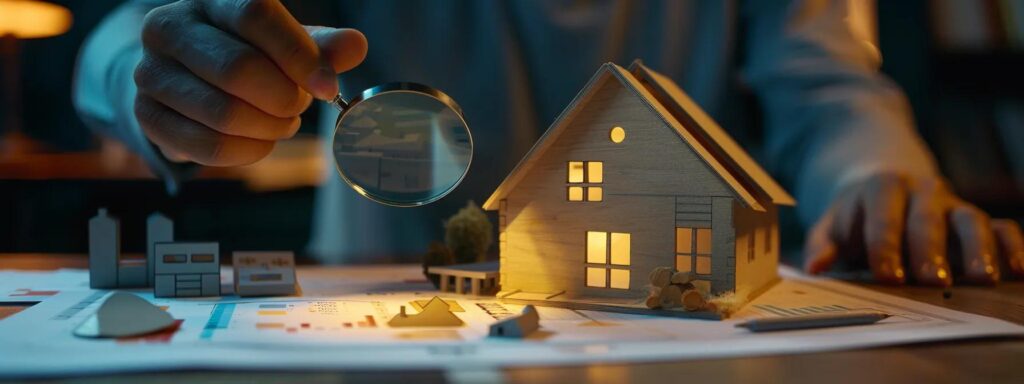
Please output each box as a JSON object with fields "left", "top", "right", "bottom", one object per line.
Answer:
{"left": 332, "top": 86, "right": 472, "bottom": 207}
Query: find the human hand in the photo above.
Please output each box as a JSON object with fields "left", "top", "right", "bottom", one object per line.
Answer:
{"left": 133, "top": 0, "right": 367, "bottom": 166}
{"left": 804, "top": 172, "right": 1024, "bottom": 286}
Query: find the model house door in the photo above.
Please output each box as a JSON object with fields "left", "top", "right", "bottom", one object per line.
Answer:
{"left": 675, "top": 227, "right": 712, "bottom": 294}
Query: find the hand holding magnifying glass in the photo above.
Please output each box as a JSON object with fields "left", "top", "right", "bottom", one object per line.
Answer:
{"left": 329, "top": 84, "right": 473, "bottom": 207}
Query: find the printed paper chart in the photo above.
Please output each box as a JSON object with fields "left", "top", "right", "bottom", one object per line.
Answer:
{"left": 2, "top": 266, "right": 1023, "bottom": 378}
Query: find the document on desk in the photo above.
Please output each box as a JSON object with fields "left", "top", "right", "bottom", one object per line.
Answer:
{"left": 0, "top": 265, "right": 1022, "bottom": 378}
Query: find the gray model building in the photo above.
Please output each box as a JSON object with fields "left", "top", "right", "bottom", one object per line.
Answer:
{"left": 488, "top": 305, "right": 540, "bottom": 338}
{"left": 145, "top": 212, "right": 174, "bottom": 286}
{"left": 153, "top": 242, "right": 221, "bottom": 297}
{"left": 232, "top": 251, "right": 298, "bottom": 297}
{"left": 88, "top": 209, "right": 120, "bottom": 289}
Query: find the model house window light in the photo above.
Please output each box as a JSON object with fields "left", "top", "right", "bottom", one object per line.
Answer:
{"left": 675, "top": 227, "right": 712, "bottom": 275}
{"left": 610, "top": 126, "right": 626, "bottom": 143}
{"left": 585, "top": 231, "right": 630, "bottom": 289}
{"left": 567, "top": 161, "right": 603, "bottom": 202}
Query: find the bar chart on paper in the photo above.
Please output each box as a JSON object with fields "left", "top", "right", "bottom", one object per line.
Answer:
{"left": 202, "top": 300, "right": 397, "bottom": 342}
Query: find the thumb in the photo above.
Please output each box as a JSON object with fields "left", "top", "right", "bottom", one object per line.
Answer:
{"left": 804, "top": 209, "right": 839, "bottom": 274}
{"left": 304, "top": 26, "right": 368, "bottom": 75}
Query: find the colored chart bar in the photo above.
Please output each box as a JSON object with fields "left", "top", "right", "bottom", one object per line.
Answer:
{"left": 200, "top": 303, "right": 236, "bottom": 340}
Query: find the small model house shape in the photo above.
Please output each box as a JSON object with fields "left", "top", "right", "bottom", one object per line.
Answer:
{"left": 483, "top": 61, "right": 795, "bottom": 316}
{"left": 388, "top": 296, "right": 464, "bottom": 327}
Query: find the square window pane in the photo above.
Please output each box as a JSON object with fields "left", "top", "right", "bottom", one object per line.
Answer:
{"left": 696, "top": 255, "right": 711, "bottom": 275}
{"left": 191, "top": 253, "right": 215, "bottom": 263}
{"left": 588, "top": 161, "right": 603, "bottom": 183}
{"left": 696, "top": 228, "right": 712, "bottom": 254}
{"left": 568, "top": 161, "right": 584, "bottom": 183}
{"left": 610, "top": 269, "right": 629, "bottom": 289}
{"left": 568, "top": 186, "right": 583, "bottom": 201}
{"left": 586, "top": 231, "right": 607, "bottom": 264}
{"left": 587, "top": 186, "right": 603, "bottom": 202}
{"left": 610, "top": 232, "right": 630, "bottom": 265}
{"left": 675, "top": 255, "right": 692, "bottom": 272}
{"left": 586, "top": 267, "right": 606, "bottom": 287}
{"left": 675, "top": 227, "right": 692, "bottom": 254}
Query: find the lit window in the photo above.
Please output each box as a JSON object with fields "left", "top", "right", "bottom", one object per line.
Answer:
{"left": 586, "top": 267, "right": 606, "bottom": 287}
{"left": 568, "top": 186, "right": 584, "bottom": 201}
{"left": 610, "top": 126, "right": 626, "bottom": 143}
{"left": 610, "top": 232, "right": 630, "bottom": 265}
{"left": 610, "top": 269, "right": 629, "bottom": 289}
{"left": 586, "top": 231, "right": 607, "bottom": 264}
{"left": 696, "top": 228, "right": 712, "bottom": 254}
{"left": 588, "top": 162, "right": 603, "bottom": 183}
{"left": 675, "top": 228, "right": 692, "bottom": 254}
{"left": 676, "top": 227, "right": 712, "bottom": 275}
{"left": 568, "top": 161, "right": 584, "bottom": 183}
{"left": 675, "top": 255, "right": 692, "bottom": 272}
{"left": 566, "top": 161, "right": 605, "bottom": 202}
{"left": 585, "top": 231, "right": 630, "bottom": 289}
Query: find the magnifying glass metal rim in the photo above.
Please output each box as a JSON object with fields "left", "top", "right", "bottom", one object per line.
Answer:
{"left": 330, "top": 82, "right": 473, "bottom": 208}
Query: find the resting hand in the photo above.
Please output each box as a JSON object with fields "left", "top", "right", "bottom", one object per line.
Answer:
{"left": 134, "top": 0, "right": 367, "bottom": 166}
{"left": 804, "top": 172, "right": 1024, "bottom": 286}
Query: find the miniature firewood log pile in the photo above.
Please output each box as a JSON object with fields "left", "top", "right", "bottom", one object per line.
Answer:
{"left": 645, "top": 267, "right": 708, "bottom": 311}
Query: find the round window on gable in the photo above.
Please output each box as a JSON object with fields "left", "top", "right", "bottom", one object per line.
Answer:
{"left": 610, "top": 126, "right": 626, "bottom": 143}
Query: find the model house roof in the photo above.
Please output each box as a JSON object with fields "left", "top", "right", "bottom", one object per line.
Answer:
{"left": 483, "top": 61, "right": 795, "bottom": 212}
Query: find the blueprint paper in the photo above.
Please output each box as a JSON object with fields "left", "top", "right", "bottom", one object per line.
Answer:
{"left": 0, "top": 265, "right": 1022, "bottom": 378}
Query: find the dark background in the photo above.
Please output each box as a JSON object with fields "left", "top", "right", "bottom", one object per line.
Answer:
{"left": 1, "top": 1, "right": 1021, "bottom": 258}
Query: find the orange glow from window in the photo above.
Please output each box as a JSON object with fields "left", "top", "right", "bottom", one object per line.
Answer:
{"left": 609, "top": 268, "right": 629, "bottom": 289}
{"left": 0, "top": 1, "right": 72, "bottom": 39}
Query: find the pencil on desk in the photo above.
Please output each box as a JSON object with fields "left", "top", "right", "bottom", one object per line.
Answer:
{"left": 736, "top": 310, "right": 891, "bottom": 332}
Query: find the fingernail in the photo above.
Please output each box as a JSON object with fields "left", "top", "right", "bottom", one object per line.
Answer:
{"left": 967, "top": 253, "right": 1000, "bottom": 284}
{"left": 877, "top": 258, "right": 906, "bottom": 284}
{"left": 932, "top": 254, "right": 953, "bottom": 286}
{"left": 306, "top": 67, "right": 338, "bottom": 100}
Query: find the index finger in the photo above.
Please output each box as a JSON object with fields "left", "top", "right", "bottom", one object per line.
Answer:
{"left": 194, "top": 0, "right": 338, "bottom": 99}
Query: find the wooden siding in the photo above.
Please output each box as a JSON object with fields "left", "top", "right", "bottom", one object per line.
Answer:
{"left": 500, "top": 75, "right": 733, "bottom": 299}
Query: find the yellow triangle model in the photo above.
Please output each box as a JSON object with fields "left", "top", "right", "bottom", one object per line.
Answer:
{"left": 387, "top": 296, "right": 464, "bottom": 327}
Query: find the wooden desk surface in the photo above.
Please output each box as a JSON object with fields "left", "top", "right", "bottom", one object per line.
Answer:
{"left": 3, "top": 254, "right": 1023, "bottom": 384}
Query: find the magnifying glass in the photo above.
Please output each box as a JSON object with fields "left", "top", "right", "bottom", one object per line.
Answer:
{"left": 329, "top": 83, "right": 473, "bottom": 207}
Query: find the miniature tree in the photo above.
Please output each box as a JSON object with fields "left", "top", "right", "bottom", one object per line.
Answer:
{"left": 422, "top": 242, "right": 453, "bottom": 288}
{"left": 444, "top": 200, "right": 494, "bottom": 264}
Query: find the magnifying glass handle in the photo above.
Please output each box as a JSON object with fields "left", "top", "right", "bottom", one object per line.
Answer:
{"left": 330, "top": 94, "right": 349, "bottom": 113}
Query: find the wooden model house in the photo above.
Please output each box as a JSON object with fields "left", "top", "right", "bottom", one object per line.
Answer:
{"left": 483, "top": 61, "right": 795, "bottom": 317}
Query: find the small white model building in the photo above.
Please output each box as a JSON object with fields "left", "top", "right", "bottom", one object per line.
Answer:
{"left": 153, "top": 242, "right": 221, "bottom": 297}
{"left": 232, "top": 251, "right": 298, "bottom": 297}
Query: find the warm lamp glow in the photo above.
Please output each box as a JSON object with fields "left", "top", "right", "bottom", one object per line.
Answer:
{"left": 0, "top": 0, "right": 72, "bottom": 39}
